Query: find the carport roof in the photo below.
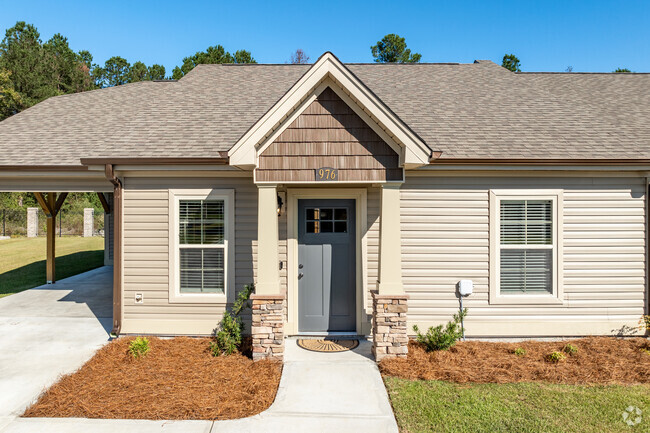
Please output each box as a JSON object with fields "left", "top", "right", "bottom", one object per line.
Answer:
{"left": 0, "top": 56, "right": 650, "bottom": 167}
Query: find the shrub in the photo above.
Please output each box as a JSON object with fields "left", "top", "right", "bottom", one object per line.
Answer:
{"left": 640, "top": 315, "right": 650, "bottom": 332}
{"left": 546, "top": 351, "right": 566, "bottom": 363}
{"left": 513, "top": 347, "right": 526, "bottom": 356}
{"left": 413, "top": 309, "right": 467, "bottom": 351}
{"left": 128, "top": 337, "right": 150, "bottom": 359}
{"left": 210, "top": 284, "right": 255, "bottom": 356}
{"left": 563, "top": 343, "right": 578, "bottom": 355}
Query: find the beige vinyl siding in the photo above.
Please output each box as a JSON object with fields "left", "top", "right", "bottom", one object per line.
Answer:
{"left": 366, "top": 187, "right": 381, "bottom": 312}
{"left": 401, "top": 175, "right": 647, "bottom": 336}
{"left": 121, "top": 176, "right": 261, "bottom": 335}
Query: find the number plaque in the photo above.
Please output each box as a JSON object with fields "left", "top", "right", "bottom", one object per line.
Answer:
{"left": 315, "top": 167, "right": 338, "bottom": 181}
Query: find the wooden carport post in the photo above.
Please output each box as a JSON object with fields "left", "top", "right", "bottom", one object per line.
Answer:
{"left": 34, "top": 192, "right": 68, "bottom": 284}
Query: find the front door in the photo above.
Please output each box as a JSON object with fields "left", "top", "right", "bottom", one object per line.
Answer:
{"left": 298, "top": 199, "right": 356, "bottom": 332}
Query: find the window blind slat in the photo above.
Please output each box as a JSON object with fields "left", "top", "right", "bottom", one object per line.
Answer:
{"left": 179, "top": 198, "right": 226, "bottom": 295}
{"left": 500, "top": 249, "right": 552, "bottom": 294}
{"left": 500, "top": 199, "right": 554, "bottom": 295}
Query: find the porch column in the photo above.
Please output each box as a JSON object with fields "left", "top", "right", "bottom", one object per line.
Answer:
{"left": 46, "top": 193, "right": 56, "bottom": 284}
{"left": 373, "top": 183, "right": 409, "bottom": 362}
{"left": 34, "top": 192, "right": 68, "bottom": 284}
{"left": 252, "top": 184, "right": 285, "bottom": 361}
{"left": 256, "top": 185, "right": 281, "bottom": 294}
{"left": 378, "top": 183, "right": 404, "bottom": 295}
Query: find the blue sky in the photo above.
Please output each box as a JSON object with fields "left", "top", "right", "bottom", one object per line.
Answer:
{"left": 1, "top": 0, "right": 648, "bottom": 73}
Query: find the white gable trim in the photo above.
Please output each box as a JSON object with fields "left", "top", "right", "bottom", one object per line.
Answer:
{"left": 228, "top": 52, "right": 431, "bottom": 169}
{"left": 255, "top": 79, "right": 404, "bottom": 166}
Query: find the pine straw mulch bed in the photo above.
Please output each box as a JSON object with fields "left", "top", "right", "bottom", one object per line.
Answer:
{"left": 23, "top": 337, "right": 282, "bottom": 420}
{"left": 380, "top": 337, "right": 650, "bottom": 385}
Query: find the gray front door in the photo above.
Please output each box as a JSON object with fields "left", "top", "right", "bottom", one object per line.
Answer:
{"left": 298, "top": 199, "right": 356, "bottom": 332}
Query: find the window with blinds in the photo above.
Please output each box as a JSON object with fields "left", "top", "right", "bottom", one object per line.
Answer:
{"left": 499, "top": 200, "right": 553, "bottom": 294}
{"left": 178, "top": 199, "right": 225, "bottom": 294}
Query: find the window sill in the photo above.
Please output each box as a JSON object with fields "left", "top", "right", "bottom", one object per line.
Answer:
{"left": 489, "top": 294, "right": 565, "bottom": 306}
{"left": 168, "top": 292, "right": 227, "bottom": 304}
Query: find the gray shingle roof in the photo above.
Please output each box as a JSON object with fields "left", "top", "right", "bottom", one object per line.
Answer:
{"left": 0, "top": 60, "right": 648, "bottom": 166}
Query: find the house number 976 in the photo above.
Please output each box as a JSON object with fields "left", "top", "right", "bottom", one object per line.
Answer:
{"left": 315, "top": 167, "right": 338, "bottom": 181}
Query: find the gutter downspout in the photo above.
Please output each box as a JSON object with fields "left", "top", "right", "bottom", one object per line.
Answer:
{"left": 105, "top": 164, "right": 122, "bottom": 335}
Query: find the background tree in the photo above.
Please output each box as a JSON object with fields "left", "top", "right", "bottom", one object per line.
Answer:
{"left": 0, "top": 22, "right": 95, "bottom": 119}
{"left": 0, "top": 22, "right": 53, "bottom": 108}
{"left": 371, "top": 34, "right": 421, "bottom": 63}
{"left": 93, "top": 56, "right": 130, "bottom": 87}
{"left": 289, "top": 49, "right": 310, "bottom": 64}
{"left": 614, "top": 68, "right": 631, "bottom": 73}
{"left": 0, "top": 69, "right": 21, "bottom": 119}
{"left": 171, "top": 45, "right": 256, "bottom": 80}
{"left": 565, "top": 65, "right": 573, "bottom": 72}
{"left": 146, "top": 64, "right": 166, "bottom": 80}
{"left": 128, "top": 61, "right": 148, "bottom": 82}
{"left": 501, "top": 53, "right": 521, "bottom": 72}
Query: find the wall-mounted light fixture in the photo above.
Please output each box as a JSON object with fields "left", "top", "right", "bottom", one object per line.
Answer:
{"left": 277, "top": 192, "right": 286, "bottom": 217}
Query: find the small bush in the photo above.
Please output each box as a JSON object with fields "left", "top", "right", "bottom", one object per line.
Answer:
{"left": 563, "top": 343, "right": 578, "bottom": 355}
{"left": 640, "top": 315, "right": 650, "bottom": 332}
{"left": 413, "top": 309, "right": 467, "bottom": 352}
{"left": 128, "top": 337, "right": 150, "bottom": 359}
{"left": 513, "top": 347, "right": 526, "bottom": 356}
{"left": 210, "top": 284, "right": 255, "bottom": 356}
{"left": 546, "top": 351, "right": 566, "bottom": 363}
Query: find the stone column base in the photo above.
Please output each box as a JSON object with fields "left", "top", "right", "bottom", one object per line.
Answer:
{"left": 371, "top": 291, "right": 409, "bottom": 362}
{"left": 251, "top": 294, "right": 285, "bottom": 361}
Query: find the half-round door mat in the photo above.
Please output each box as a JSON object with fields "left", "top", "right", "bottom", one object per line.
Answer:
{"left": 297, "top": 339, "right": 359, "bottom": 353}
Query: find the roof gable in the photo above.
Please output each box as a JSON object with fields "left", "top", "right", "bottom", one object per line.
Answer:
{"left": 256, "top": 87, "right": 402, "bottom": 182}
{"left": 228, "top": 52, "right": 432, "bottom": 169}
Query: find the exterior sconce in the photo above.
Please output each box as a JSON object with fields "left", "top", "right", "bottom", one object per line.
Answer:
{"left": 277, "top": 192, "right": 285, "bottom": 217}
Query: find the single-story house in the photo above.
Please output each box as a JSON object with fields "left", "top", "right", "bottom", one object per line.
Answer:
{"left": 0, "top": 52, "right": 648, "bottom": 361}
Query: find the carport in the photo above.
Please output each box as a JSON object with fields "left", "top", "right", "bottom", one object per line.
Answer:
{"left": 0, "top": 164, "right": 121, "bottom": 334}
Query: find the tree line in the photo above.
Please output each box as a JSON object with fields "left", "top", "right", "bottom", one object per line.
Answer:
{"left": 0, "top": 21, "right": 258, "bottom": 121}
{"left": 0, "top": 20, "right": 634, "bottom": 123}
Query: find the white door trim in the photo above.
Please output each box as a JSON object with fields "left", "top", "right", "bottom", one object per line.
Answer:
{"left": 286, "top": 188, "right": 369, "bottom": 336}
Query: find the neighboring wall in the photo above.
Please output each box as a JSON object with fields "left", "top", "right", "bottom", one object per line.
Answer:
{"left": 121, "top": 175, "right": 273, "bottom": 335}
{"left": 401, "top": 174, "right": 647, "bottom": 336}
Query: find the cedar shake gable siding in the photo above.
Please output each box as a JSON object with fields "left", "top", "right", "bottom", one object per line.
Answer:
{"left": 256, "top": 88, "right": 402, "bottom": 182}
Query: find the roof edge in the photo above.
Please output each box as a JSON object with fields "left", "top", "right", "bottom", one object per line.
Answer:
{"left": 431, "top": 158, "right": 650, "bottom": 166}
{"left": 0, "top": 165, "right": 89, "bottom": 171}
{"left": 80, "top": 156, "right": 229, "bottom": 166}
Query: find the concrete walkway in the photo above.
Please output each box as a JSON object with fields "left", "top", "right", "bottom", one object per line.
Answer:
{"left": 213, "top": 338, "right": 398, "bottom": 433}
{"left": 0, "top": 267, "right": 113, "bottom": 432}
{"left": 3, "top": 337, "right": 398, "bottom": 433}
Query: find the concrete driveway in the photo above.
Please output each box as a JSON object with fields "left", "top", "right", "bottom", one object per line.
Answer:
{"left": 0, "top": 266, "right": 112, "bottom": 430}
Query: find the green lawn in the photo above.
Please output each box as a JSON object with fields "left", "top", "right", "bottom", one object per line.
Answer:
{"left": 0, "top": 237, "right": 104, "bottom": 297}
{"left": 385, "top": 378, "right": 650, "bottom": 433}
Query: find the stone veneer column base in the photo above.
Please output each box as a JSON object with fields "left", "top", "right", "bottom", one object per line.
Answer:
{"left": 251, "top": 294, "right": 286, "bottom": 361}
{"left": 371, "top": 291, "right": 409, "bottom": 362}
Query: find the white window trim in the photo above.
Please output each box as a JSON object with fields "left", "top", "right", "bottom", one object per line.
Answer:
{"left": 168, "top": 189, "right": 235, "bottom": 304}
{"left": 489, "top": 189, "right": 564, "bottom": 305}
